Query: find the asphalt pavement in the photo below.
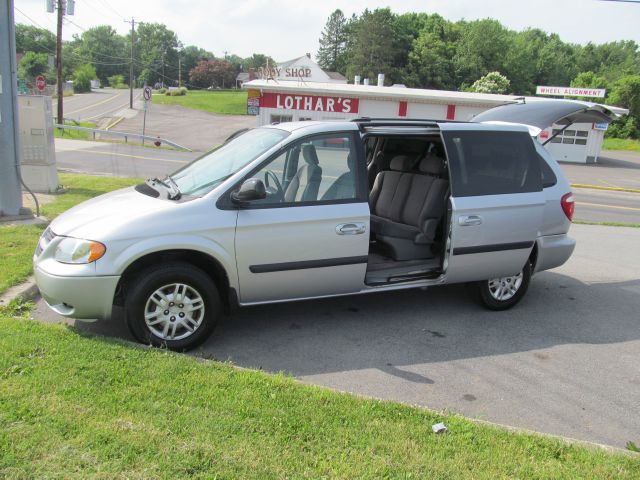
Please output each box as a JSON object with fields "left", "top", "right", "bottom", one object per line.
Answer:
{"left": 32, "top": 223, "right": 640, "bottom": 449}
{"left": 54, "top": 88, "right": 142, "bottom": 123}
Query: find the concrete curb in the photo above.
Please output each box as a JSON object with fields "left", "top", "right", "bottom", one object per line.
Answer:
{"left": 0, "top": 276, "right": 39, "bottom": 307}
{"left": 571, "top": 183, "right": 640, "bottom": 194}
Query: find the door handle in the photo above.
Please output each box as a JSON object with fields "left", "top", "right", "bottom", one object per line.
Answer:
{"left": 458, "top": 215, "right": 483, "bottom": 226}
{"left": 336, "top": 223, "right": 366, "bottom": 235}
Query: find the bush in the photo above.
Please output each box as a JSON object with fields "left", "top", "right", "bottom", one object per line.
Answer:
{"left": 73, "top": 64, "right": 96, "bottom": 93}
{"left": 157, "top": 87, "right": 167, "bottom": 94}
{"left": 165, "top": 88, "right": 187, "bottom": 96}
{"left": 107, "top": 74, "right": 124, "bottom": 88}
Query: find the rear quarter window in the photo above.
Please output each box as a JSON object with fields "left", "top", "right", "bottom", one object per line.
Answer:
{"left": 539, "top": 154, "right": 557, "bottom": 188}
{"left": 443, "top": 131, "right": 542, "bottom": 197}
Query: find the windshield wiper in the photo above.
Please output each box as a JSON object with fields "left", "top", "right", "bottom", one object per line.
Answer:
{"left": 164, "top": 175, "right": 181, "bottom": 200}
{"left": 147, "top": 176, "right": 181, "bottom": 200}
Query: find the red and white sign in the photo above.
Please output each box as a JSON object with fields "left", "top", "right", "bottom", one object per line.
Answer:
{"left": 536, "top": 85, "right": 606, "bottom": 98}
{"left": 35, "top": 75, "right": 46, "bottom": 92}
{"left": 261, "top": 92, "right": 359, "bottom": 114}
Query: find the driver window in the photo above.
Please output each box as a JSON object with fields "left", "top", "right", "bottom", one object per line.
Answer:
{"left": 250, "top": 134, "right": 357, "bottom": 206}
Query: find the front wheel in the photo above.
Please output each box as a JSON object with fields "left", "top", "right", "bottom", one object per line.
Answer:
{"left": 471, "top": 261, "right": 532, "bottom": 311}
{"left": 125, "top": 262, "right": 221, "bottom": 350}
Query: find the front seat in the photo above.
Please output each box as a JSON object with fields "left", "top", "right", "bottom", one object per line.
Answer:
{"left": 321, "top": 154, "right": 356, "bottom": 200}
{"left": 284, "top": 144, "right": 323, "bottom": 202}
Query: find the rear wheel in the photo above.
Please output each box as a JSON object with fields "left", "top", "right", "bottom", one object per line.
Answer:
{"left": 125, "top": 262, "right": 220, "bottom": 350}
{"left": 471, "top": 261, "right": 531, "bottom": 310}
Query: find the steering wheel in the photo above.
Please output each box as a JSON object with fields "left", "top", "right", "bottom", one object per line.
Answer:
{"left": 264, "top": 170, "right": 284, "bottom": 199}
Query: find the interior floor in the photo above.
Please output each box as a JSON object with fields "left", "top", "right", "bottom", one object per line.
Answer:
{"left": 365, "top": 242, "right": 442, "bottom": 285}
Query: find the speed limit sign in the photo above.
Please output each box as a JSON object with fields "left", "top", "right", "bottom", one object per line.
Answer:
{"left": 143, "top": 86, "right": 152, "bottom": 101}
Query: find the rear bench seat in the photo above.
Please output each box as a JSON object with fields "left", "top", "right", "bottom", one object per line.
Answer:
{"left": 369, "top": 154, "right": 449, "bottom": 261}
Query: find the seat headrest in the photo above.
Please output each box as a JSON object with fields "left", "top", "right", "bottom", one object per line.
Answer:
{"left": 419, "top": 154, "right": 445, "bottom": 175}
{"left": 347, "top": 153, "right": 355, "bottom": 171}
{"left": 302, "top": 145, "right": 319, "bottom": 165}
{"left": 389, "top": 155, "right": 414, "bottom": 171}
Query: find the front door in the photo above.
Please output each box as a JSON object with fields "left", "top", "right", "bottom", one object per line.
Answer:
{"left": 234, "top": 132, "right": 370, "bottom": 304}
{"left": 441, "top": 127, "right": 545, "bottom": 283}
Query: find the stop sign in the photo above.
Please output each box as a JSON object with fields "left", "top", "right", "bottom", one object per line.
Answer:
{"left": 35, "top": 75, "right": 46, "bottom": 92}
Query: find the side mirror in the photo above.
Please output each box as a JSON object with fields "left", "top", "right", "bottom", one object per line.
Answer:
{"left": 231, "top": 178, "right": 266, "bottom": 204}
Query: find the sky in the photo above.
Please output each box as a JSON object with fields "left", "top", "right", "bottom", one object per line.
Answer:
{"left": 13, "top": 0, "right": 640, "bottom": 61}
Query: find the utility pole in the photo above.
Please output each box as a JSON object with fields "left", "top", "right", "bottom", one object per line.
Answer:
{"left": 178, "top": 57, "right": 181, "bottom": 87}
{"left": 55, "top": 0, "right": 64, "bottom": 123}
{"left": 126, "top": 18, "right": 135, "bottom": 108}
{"left": 0, "top": 0, "right": 27, "bottom": 217}
{"left": 47, "top": 0, "right": 74, "bottom": 123}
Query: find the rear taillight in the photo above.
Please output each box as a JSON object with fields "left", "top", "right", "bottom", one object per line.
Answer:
{"left": 561, "top": 192, "right": 575, "bottom": 221}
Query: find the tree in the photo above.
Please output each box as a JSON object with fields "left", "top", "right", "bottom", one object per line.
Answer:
{"left": 608, "top": 75, "right": 640, "bottom": 139}
{"left": 243, "top": 53, "right": 276, "bottom": 71}
{"left": 189, "top": 59, "right": 235, "bottom": 88}
{"left": 406, "top": 14, "right": 458, "bottom": 89}
{"left": 453, "top": 19, "right": 511, "bottom": 88}
{"left": 468, "top": 71, "right": 511, "bottom": 94}
{"left": 74, "top": 26, "right": 128, "bottom": 84}
{"left": 180, "top": 45, "right": 214, "bottom": 82}
{"left": 15, "top": 24, "right": 56, "bottom": 54}
{"left": 17, "top": 52, "right": 51, "bottom": 82}
{"left": 73, "top": 64, "right": 97, "bottom": 93}
{"left": 136, "top": 23, "right": 180, "bottom": 86}
{"left": 316, "top": 9, "right": 348, "bottom": 72}
{"left": 344, "top": 8, "right": 399, "bottom": 85}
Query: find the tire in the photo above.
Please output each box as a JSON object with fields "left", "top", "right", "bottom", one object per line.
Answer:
{"left": 125, "top": 262, "right": 221, "bottom": 351}
{"left": 471, "top": 261, "right": 532, "bottom": 311}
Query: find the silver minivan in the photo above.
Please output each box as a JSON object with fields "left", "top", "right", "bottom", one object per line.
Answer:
{"left": 34, "top": 100, "right": 619, "bottom": 350}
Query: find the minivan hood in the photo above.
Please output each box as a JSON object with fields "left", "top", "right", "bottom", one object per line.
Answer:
{"left": 472, "top": 99, "right": 629, "bottom": 135}
{"left": 49, "top": 186, "right": 182, "bottom": 239}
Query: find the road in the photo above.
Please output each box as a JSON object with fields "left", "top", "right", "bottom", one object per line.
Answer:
{"left": 33, "top": 223, "right": 640, "bottom": 449}
{"left": 573, "top": 188, "right": 640, "bottom": 224}
{"left": 54, "top": 88, "right": 142, "bottom": 123}
{"left": 55, "top": 138, "right": 198, "bottom": 179}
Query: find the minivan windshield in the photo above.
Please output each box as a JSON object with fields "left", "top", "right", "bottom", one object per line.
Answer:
{"left": 170, "top": 128, "right": 289, "bottom": 196}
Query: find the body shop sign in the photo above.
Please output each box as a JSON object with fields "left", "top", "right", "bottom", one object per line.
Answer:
{"left": 261, "top": 92, "right": 359, "bottom": 114}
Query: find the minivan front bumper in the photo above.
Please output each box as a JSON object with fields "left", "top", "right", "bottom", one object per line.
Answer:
{"left": 534, "top": 233, "right": 576, "bottom": 273}
{"left": 35, "top": 266, "right": 119, "bottom": 321}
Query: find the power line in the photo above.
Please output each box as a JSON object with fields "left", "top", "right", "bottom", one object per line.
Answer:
{"left": 81, "top": 0, "right": 125, "bottom": 22}
{"left": 96, "top": 0, "right": 126, "bottom": 20}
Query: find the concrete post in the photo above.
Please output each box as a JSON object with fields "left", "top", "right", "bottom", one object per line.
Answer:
{"left": 0, "top": 0, "right": 26, "bottom": 217}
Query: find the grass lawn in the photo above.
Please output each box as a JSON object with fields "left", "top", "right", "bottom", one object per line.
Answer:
{"left": 152, "top": 90, "right": 248, "bottom": 115}
{"left": 0, "top": 315, "right": 637, "bottom": 478}
{"left": 0, "top": 174, "right": 140, "bottom": 295}
{"left": 602, "top": 137, "right": 640, "bottom": 152}
{"left": 53, "top": 121, "right": 98, "bottom": 140}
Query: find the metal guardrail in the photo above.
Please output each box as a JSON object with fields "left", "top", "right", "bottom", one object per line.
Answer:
{"left": 54, "top": 123, "right": 192, "bottom": 152}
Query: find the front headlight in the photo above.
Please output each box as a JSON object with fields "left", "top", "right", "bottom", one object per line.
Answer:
{"left": 54, "top": 237, "right": 106, "bottom": 264}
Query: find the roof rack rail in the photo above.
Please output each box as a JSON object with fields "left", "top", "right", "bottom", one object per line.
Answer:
{"left": 350, "top": 117, "right": 449, "bottom": 132}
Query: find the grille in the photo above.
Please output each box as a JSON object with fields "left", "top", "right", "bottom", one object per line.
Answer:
{"left": 35, "top": 227, "right": 56, "bottom": 257}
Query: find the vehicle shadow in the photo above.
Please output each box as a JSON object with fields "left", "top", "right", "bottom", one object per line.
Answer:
{"left": 596, "top": 155, "right": 640, "bottom": 170}
{"left": 73, "top": 270, "right": 640, "bottom": 380}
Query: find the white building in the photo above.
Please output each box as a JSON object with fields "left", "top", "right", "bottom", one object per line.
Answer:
{"left": 237, "top": 54, "right": 347, "bottom": 88}
{"left": 243, "top": 79, "right": 627, "bottom": 164}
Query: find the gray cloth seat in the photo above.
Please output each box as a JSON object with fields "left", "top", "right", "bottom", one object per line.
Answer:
{"left": 369, "top": 154, "right": 448, "bottom": 261}
{"left": 321, "top": 153, "right": 356, "bottom": 200}
{"left": 284, "top": 144, "right": 323, "bottom": 202}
